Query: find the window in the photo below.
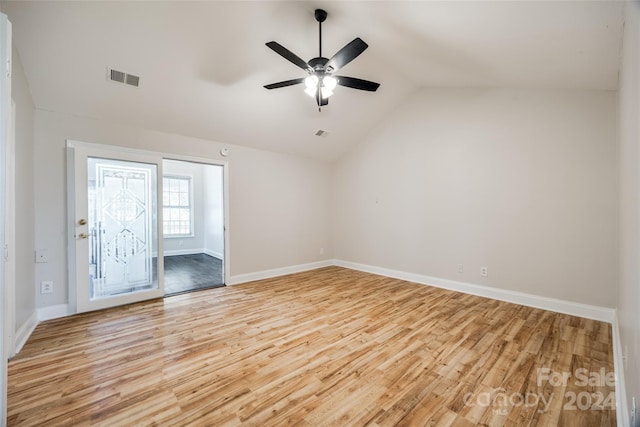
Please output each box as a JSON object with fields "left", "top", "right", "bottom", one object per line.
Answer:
{"left": 163, "top": 176, "right": 192, "bottom": 236}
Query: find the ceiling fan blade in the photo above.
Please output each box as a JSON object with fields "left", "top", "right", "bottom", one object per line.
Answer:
{"left": 264, "top": 78, "right": 305, "bottom": 90}
{"left": 266, "top": 41, "right": 312, "bottom": 72}
{"left": 325, "top": 38, "right": 368, "bottom": 72}
{"left": 335, "top": 76, "right": 380, "bottom": 92}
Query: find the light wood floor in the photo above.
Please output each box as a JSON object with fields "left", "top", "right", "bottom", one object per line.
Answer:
{"left": 7, "top": 267, "right": 616, "bottom": 426}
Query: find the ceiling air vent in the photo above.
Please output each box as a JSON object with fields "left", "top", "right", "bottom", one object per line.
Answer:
{"left": 110, "top": 69, "right": 125, "bottom": 83}
{"left": 108, "top": 67, "right": 140, "bottom": 88}
{"left": 125, "top": 74, "right": 140, "bottom": 87}
{"left": 315, "top": 129, "right": 329, "bottom": 137}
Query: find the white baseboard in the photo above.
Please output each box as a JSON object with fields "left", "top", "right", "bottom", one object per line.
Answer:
{"left": 203, "top": 249, "right": 223, "bottom": 260}
{"left": 333, "top": 260, "right": 616, "bottom": 323}
{"left": 37, "top": 304, "right": 73, "bottom": 322}
{"left": 163, "top": 248, "right": 206, "bottom": 257}
{"left": 14, "top": 311, "right": 38, "bottom": 355}
{"left": 227, "top": 260, "right": 333, "bottom": 286}
{"left": 30, "top": 260, "right": 617, "bottom": 349}
{"left": 35, "top": 261, "right": 614, "bottom": 323}
{"left": 612, "top": 312, "right": 629, "bottom": 427}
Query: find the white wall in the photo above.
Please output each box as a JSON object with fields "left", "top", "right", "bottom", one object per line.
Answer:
{"left": 11, "top": 46, "right": 35, "bottom": 336}
{"left": 162, "top": 159, "right": 205, "bottom": 255}
{"left": 204, "top": 164, "right": 224, "bottom": 259}
{"left": 618, "top": 1, "right": 640, "bottom": 424}
{"left": 333, "top": 88, "right": 618, "bottom": 308}
{"left": 162, "top": 160, "right": 224, "bottom": 259}
{"left": 33, "top": 109, "right": 333, "bottom": 309}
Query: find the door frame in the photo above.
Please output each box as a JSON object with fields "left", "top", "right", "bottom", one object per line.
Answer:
{"left": 162, "top": 157, "right": 228, "bottom": 289}
{"left": 4, "top": 100, "right": 16, "bottom": 358}
{"left": 66, "top": 140, "right": 230, "bottom": 313}
{"left": 1, "top": 12, "right": 11, "bottom": 423}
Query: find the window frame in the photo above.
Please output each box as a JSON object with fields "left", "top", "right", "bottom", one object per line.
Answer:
{"left": 162, "top": 174, "right": 194, "bottom": 238}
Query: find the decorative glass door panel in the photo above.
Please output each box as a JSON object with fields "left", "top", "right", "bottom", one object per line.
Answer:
{"left": 88, "top": 158, "right": 157, "bottom": 300}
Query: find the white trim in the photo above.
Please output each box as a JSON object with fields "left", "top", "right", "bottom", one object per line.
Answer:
{"left": 612, "top": 312, "right": 629, "bottom": 427}
{"left": 37, "top": 304, "right": 72, "bottom": 322}
{"left": 1, "top": 14, "right": 11, "bottom": 423}
{"left": 163, "top": 248, "right": 206, "bottom": 257}
{"left": 43, "top": 259, "right": 616, "bottom": 323}
{"left": 13, "top": 311, "right": 37, "bottom": 355}
{"left": 333, "top": 260, "right": 616, "bottom": 323}
{"left": 155, "top": 249, "right": 223, "bottom": 258}
{"left": 203, "top": 249, "right": 223, "bottom": 260}
{"left": 227, "top": 260, "right": 333, "bottom": 286}
{"left": 4, "top": 99, "right": 16, "bottom": 359}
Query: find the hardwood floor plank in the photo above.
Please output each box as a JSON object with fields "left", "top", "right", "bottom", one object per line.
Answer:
{"left": 7, "top": 267, "right": 616, "bottom": 426}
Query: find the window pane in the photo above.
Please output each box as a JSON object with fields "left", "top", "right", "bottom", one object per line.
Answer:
{"left": 162, "top": 176, "right": 192, "bottom": 236}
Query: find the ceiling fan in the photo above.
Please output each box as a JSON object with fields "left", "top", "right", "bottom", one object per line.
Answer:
{"left": 264, "top": 8, "right": 380, "bottom": 111}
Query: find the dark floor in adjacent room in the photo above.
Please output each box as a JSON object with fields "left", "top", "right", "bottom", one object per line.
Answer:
{"left": 163, "top": 253, "right": 224, "bottom": 295}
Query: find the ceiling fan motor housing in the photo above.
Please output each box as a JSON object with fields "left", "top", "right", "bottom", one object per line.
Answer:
{"left": 308, "top": 57, "right": 329, "bottom": 72}
{"left": 315, "top": 9, "right": 327, "bottom": 23}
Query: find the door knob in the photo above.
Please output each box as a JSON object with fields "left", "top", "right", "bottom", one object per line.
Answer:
{"left": 78, "top": 233, "right": 88, "bottom": 239}
{"left": 78, "top": 219, "right": 87, "bottom": 225}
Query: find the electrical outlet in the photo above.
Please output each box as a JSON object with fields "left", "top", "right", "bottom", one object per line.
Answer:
{"left": 480, "top": 266, "right": 488, "bottom": 277}
{"left": 457, "top": 264, "right": 463, "bottom": 273}
{"left": 319, "top": 247, "right": 324, "bottom": 255}
{"left": 40, "top": 281, "right": 53, "bottom": 294}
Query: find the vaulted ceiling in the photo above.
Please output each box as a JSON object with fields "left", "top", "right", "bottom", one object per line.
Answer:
{"left": 2, "top": 1, "right": 624, "bottom": 162}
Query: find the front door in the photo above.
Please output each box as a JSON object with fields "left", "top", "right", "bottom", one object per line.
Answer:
{"left": 70, "top": 143, "right": 164, "bottom": 312}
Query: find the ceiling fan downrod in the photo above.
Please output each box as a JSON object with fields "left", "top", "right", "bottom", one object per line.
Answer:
{"left": 315, "top": 9, "right": 327, "bottom": 59}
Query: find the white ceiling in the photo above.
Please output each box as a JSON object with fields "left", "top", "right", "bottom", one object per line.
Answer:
{"left": 2, "top": 1, "right": 624, "bottom": 162}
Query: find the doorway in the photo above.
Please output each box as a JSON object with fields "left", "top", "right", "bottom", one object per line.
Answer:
{"left": 162, "top": 160, "right": 225, "bottom": 295}
{"left": 68, "top": 141, "right": 229, "bottom": 313}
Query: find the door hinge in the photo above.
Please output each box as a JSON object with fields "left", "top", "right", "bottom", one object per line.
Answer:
{"left": 4, "top": 244, "right": 9, "bottom": 261}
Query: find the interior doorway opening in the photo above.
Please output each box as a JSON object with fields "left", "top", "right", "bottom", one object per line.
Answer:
{"left": 162, "top": 159, "right": 225, "bottom": 295}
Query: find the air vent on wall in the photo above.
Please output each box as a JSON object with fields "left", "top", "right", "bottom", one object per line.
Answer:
{"left": 107, "top": 67, "right": 140, "bottom": 87}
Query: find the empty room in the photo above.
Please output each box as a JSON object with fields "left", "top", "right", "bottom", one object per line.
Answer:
{"left": 0, "top": 1, "right": 639, "bottom": 426}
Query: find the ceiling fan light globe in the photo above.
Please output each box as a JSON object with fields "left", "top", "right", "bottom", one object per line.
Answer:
{"left": 305, "top": 75, "right": 318, "bottom": 90}
{"left": 305, "top": 87, "right": 317, "bottom": 97}
{"left": 321, "top": 87, "right": 334, "bottom": 98}
{"left": 323, "top": 75, "right": 337, "bottom": 91}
